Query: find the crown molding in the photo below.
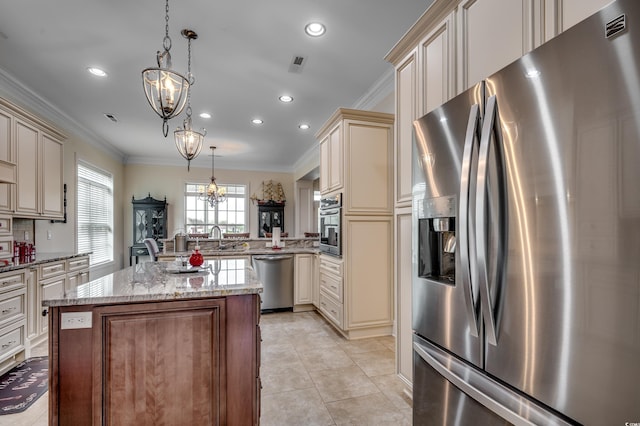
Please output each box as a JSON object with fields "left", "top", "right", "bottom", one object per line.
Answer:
{"left": 352, "top": 67, "right": 395, "bottom": 111}
{"left": 0, "top": 67, "right": 125, "bottom": 162}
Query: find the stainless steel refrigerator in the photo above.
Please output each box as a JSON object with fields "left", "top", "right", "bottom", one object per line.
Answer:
{"left": 412, "top": 0, "right": 640, "bottom": 424}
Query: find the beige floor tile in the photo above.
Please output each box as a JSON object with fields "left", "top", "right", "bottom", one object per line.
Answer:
{"left": 376, "top": 335, "right": 396, "bottom": 351}
{"left": 338, "top": 337, "right": 388, "bottom": 355}
{"left": 325, "top": 392, "right": 411, "bottom": 425}
{"left": 261, "top": 343, "right": 301, "bottom": 366}
{"left": 261, "top": 364, "right": 315, "bottom": 395}
{"left": 261, "top": 387, "right": 336, "bottom": 426}
{"left": 297, "top": 346, "right": 355, "bottom": 372}
{"left": 309, "top": 365, "right": 380, "bottom": 403}
{"left": 349, "top": 349, "right": 396, "bottom": 377}
{"left": 371, "top": 374, "right": 413, "bottom": 411}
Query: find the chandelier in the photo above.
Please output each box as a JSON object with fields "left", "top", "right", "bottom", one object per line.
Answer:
{"left": 174, "top": 29, "right": 205, "bottom": 171}
{"left": 142, "top": 0, "right": 189, "bottom": 137}
{"left": 199, "top": 146, "right": 227, "bottom": 207}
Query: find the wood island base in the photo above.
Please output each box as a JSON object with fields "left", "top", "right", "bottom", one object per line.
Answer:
{"left": 48, "top": 294, "right": 261, "bottom": 426}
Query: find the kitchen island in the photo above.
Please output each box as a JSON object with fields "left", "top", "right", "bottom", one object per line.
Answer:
{"left": 43, "top": 258, "right": 262, "bottom": 426}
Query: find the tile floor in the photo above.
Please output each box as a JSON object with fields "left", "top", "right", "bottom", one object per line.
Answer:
{"left": 0, "top": 310, "right": 412, "bottom": 425}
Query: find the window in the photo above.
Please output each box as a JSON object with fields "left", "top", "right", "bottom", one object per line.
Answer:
{"left": 184, "top": 183, "right": 247, "bottom": 235}
{"left": 77, "top": 161, "right": 113, "bottom": 265}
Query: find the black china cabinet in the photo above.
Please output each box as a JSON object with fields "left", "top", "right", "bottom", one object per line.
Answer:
{"left": 258, "top": 203, "right": 284, "bottom": 237}
{"left": 129, "top": 194, "right": 168, "bottom": 265}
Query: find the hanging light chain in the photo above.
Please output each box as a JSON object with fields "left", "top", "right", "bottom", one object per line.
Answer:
{"left": 163, "top": 0, "right": 171, "bottom": 51}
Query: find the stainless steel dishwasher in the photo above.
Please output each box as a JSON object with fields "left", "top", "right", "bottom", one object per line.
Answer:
{"left": 251, "top": 255, "right": 294, "bottom": 312}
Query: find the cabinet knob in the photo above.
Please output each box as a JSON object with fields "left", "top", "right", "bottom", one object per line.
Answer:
{"left": 42, "top": 309, "right": 48, "bottom": 317}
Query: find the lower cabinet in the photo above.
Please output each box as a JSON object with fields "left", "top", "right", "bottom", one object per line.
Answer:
{"left": 49, "top": 294, "right": 261, "bottom": 426}
{"left": 0, "top": 269, "right": 27, "bottom": 375}
{"left": 294, "top": 253, "right": 316, "bottom": 311}
{"left": 27, "top": 255, "right": 90, "bottom": 351}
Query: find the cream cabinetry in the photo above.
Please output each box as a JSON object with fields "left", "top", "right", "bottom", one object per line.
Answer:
{"left": 27, "top": 255, "right": 90, "bottom": 350}
{"left": 0, "top": 108, "right": 15, "bottom": 211}
{"left": 457, "top": 0, "right": 537, "bottom": 91}
{"left": 545, "top": 0, "right": 613, "bottom": 40}
{"left": 318, "top": 254, "right": 344, "bottom": 329}
{"left": 316, "top": 108, "right": 394, "bottom": 339}
{"left": 15, "top": 118, "right": 64, "bottom": 218}
{"left": 0, "top": 269, "right": 27, "bottom": 375}
{"left": 66, "top": 255, "right": 91, "bottom": 291}
{"left": 294, "top": 253, "right": 316, "bottom": 311}
{"left": 317, "top": 108, "right": 394, "bottom": 215}
{"left": 319, "top": 123, "right": 343, "bottom": 194}
{"left": 0, "top": 97, "right": 64, "bottom": 219}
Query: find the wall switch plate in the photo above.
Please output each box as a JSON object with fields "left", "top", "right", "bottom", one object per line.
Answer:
{"left": 61, "top": 312, "right": 92, "bottom": 329}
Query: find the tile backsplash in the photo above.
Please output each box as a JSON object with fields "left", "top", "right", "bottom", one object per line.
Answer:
{"left": 13, "top": 218, "right": 35, "bottom": 243}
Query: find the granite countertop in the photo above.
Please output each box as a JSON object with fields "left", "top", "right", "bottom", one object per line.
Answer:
{"left": 159, "top": 247, "right": 319, "bottom": 258}
{"left": 0, "top": 252, "right": 91, "bottom": 273}
{"left": 43, "top": 258, "right": 262, "bottom": 307}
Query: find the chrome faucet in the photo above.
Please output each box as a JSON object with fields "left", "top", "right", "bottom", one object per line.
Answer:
{"left": 210, "top": 225, "right": 223, "bottom": 248}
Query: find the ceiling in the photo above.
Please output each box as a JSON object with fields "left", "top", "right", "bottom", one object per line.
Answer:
{"left": 0, "top": 0, "right": 431, "bottom": 172}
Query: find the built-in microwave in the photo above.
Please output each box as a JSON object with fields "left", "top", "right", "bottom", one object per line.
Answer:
{"left": 319, "top": 193, "right": 342, "bottom": 256}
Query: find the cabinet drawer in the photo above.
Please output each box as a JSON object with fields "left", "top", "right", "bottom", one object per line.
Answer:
{"left": 40, "top": 260, "right": 67, "bottom": 279}
{"left": 0, "top": 215, "right": 11, "bottom": 235}
{"left": 0, "top": 237, "right": 12, "bottom": 258}
{"left": 319, "top": 255, "right": 343, "bottom": 276}
{"left": 0, "top": 322, "right": 24, "bottom": 359}
{"left": 319, "top": 270, "right": 343, "bottom": 302}
{"left": 319, "top": 291, "right": 343, "bottom": 328}
{"left": 0, "top": 270, "right": 27, "bottom": 293}
{"left": 67, "top": 256, "right": 90, "bottom": 272}
{"left": 0, "top": 289, "right": 25, "bottom": 329}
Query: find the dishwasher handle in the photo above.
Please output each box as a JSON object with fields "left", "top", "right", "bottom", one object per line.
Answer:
{"left": 253, "top": 255, "right": 294, "bottom": 261}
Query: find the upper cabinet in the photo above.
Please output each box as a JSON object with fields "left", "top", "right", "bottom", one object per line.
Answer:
{"left": 316, "top": 108, "right": 394, "bottom": 215}
{"left": 457, "top": 0, "right": 537, "bottom": 92}
{"left": 318, "top": 122, "right": 343, "bottom": 194}
{"left": 0, "top": 98, "right": 65, "bottom": 219}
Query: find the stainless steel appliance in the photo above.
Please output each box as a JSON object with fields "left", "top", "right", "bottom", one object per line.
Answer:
{"left": 252, "top": 255, "right": 294, "bottom": 312}
{"left": 412, "top": 1, "right": 640, "bottom": 424}
{"left": 319, "top": 193, "right": 341, "bottom": 256}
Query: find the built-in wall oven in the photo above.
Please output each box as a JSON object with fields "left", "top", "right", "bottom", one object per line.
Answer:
{"left": 319, "top": 193, "right": 341, "bottom": 256}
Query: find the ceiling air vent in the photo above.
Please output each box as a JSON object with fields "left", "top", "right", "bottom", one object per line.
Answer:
{"left": 606, "top": 14, "right": 626, "bottom": 39}
{"left": 288, "top": 55, "right": 306, "bottom": 73}
{"left": 104, "top": 113, "right": 118, "bottom": 123}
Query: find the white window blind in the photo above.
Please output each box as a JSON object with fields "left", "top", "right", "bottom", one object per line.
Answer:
{"left": 77, "top": 162, "right": 113, "bottom": 265}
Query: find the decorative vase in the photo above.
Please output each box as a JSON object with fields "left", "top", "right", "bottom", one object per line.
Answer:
{"left": 189, "top": 246, "right": 204, "bottom": 267}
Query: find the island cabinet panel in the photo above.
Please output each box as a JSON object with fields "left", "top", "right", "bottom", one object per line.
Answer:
{"left": 49, "top": 294, "right": 260, "bottom": 426}
{"left": 97, "top": 302, "right": 225, "bottom": 426}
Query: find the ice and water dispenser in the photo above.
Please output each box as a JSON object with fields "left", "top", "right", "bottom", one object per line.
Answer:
{"left": 417, "top": 195, "right": 456, "bottom": 284}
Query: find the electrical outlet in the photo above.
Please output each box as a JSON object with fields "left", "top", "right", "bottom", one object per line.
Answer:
{"left": 61, "top": 312, "right": 92, "bottom": 329}
{"left": 24, "top": 231, "right": 29, "bottom": 241}
{"left": 47, "top": 230, "right": 52, "bottom": 240}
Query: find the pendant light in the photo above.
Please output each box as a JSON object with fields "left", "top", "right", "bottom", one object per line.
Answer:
{"left": 174, "top": 29, "right": 205, "bottom": 171}
{"left": 199, "top": 146, "right": 227, "bottom": 207}
{"left": 142, "top": 0, "right": 189, "bottom": 137}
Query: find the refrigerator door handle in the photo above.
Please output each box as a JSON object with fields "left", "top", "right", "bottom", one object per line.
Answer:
{"left": 476, "top": 95, "right": 508, "bottom": 346}
{"left": 459, "top": 104, "right": 481, "bottom": 337}
{"left": 413, "top": 339, "right": 573, "bottom": 426}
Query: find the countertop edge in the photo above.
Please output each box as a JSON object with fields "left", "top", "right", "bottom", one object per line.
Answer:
{"left": 0, "top": 252, "right": 92, "bottom": 273}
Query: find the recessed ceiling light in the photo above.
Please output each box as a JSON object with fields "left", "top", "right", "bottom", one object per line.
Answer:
{"left": 299, "top": 124, "right": 310, "bottom": 130}
{"left": 305, "top": 22, "right": 326, "bottom": 37}
{"left": 252, "top": 118, "right": 264, "bottom": 125}
{"left": 279, "top": 95, "right": 293, "bottom": 103}
{"left": 200, "top": 112, "right": 212, "bottom": 119}
{"left": 87, "top": 67, "right": 107, "bottom": 77}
